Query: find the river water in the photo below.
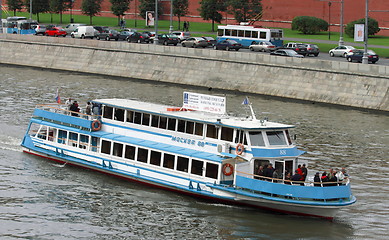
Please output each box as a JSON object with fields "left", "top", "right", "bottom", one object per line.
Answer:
{"left": 0, "top": 64, "right": 388, "bottom": 240}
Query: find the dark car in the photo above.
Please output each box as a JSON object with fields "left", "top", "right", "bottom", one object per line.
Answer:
{"left": 201, "top": 36, "right": 217, "bottom": 47}
{"left": 214, "top": 40, "right": 242, "bottom": 51}
{"left": 156, "top": 34, "right": 179, "bottom": 46}
{"left": 270, "top": 49, "right": 304, "bottom": 58}
{"left": 126, "top": 32, "right": 150, "bottom": 43}
{"left": 118, "top": 31, "right": 133, "bottom": 41}
{"left": 346, "top": 50, "right": 379, "bottom": 64}
{"left": 283, "top": 42, "right": 308, "bottom": 56}
{"left": 96, "top": 29, "right": 120, "bottom": 41}
{"left": 93, "top": 26, "right": 109, "bottom": 35}
{"left": 143, "top": 31, "right": 156, "bottom": 37}
{"left": 305, "top": 44, "right": 320, "bottom": 57}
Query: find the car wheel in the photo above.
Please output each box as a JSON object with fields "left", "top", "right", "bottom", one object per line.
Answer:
{"left": 261, "top": 48, "right": 266, "bottom": 52}
{"left": 96, "top": 36, "right": 100, "bottom": 40}
{"left": 127, "top": 38, "right": 131, "bottom": 43}
{"left": 173, "top": 43, "right": 177, "bottom": 46}
{"left": 71, "top": 34, "right": 75, "bottom": 38}
{"left": 347, "top": 57, "right": 352, "bottom": 62}
{"left": 45, "top": 33, "right": 49, "bottom": 36}
{"left": 63, "top": 35, "right": 66, "bottom": 37}
{"left": 163, "top": 41, "right": 168, "bottom": 46}
{"left": 213, "top": 45, "right": 217, "bottom": 50}
{"left": 137, "top": 39, "right": 141, "bottom": 43}
{"left": 226, "top": 46, "right": 230, "bottom": 51}
{"left": 81, "top": 35, "right": 85, "bottom": 39}
{"left": 314, "top": 53, "right": 319, "bottom": 57}
{"left": 106, "top": 36, "right": 110, "bottom": 41}
{"left": 249, "top": 47, "right": 254, "bottom": 51}
{"left": 330, "top": 52, "right": 334, "bottom": 57}
{"left": 182, "top": 43, "right": 186, "bottom": 47}
{"left": 343, "top": 52, "right": 348, "bottom": 58}
{"left": 235, "top": 48, "right": 239, "bottom": 51}
{"left": 115, "top": 38, "right": 118, "bottom": 41}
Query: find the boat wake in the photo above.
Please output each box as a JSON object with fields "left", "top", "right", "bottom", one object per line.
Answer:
{"left": 0, "top": 134, "right": 23, "bottom": 152}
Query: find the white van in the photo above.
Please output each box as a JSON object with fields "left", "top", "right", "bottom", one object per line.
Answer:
{"left": 64, "top": 23, "right": 86, "bottom": 34}
{"left": 70, "top": 26, "right": 96, "bottom": 39}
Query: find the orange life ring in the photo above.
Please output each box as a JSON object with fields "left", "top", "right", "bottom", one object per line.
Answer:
{"left": 236, "top": 143, "right": 244, "bottom": 155}
{"left": 222, "top": 163, "right": 234, "bottom": 176}
{"left": 91, "top": 120, "right": 102, "bottom": 131}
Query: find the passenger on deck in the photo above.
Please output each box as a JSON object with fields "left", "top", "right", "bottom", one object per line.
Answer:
{"left": 86, "top": 102, "right": 92, "bottom": 115}
{"left": 255, "top": 165, "right": 264, "bottom": 180}
{"left": 69, "top": 101, "right": 80, "bottom": 116}
{"left": 329, "top": 170, "right": 338, "bottom": 186}
{"left": 336, "top": 168, "right": 348, "bottom": 185}
{"left": 301, "top": 164, "right": 308, "bottom": 181}
{"left": 314, "top": 172, "right": 321, "bottom": 187}
{"left": 321, "top": 172, "right": 329, "bottom": 186}
{"left": 263, "top": 163, "right": 275, "bottom": 181}
{"left": 284, "top": 172, "right": 291, "bottom": 185}
{"left": 65, "top": 98, "right": 73, "bottom": 111}
{"left": 291, "top": 170, "right": 302, "bottom": 185}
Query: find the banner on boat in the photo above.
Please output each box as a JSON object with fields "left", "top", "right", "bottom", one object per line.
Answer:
{"left": 183, "top": 92, "right": 226, "bottom": 114}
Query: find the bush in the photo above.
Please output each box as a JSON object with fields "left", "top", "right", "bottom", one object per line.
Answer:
{"left": 291, "top": 16, "right": 328, "bottom": 34}
{"left": 345, "top": 18, "right": 380, "bottom": 38}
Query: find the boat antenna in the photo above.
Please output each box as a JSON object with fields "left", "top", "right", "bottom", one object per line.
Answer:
{"left": 242, "top": 96, "right": 257, "bottom": 120}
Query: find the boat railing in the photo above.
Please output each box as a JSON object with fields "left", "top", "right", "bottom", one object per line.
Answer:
{"left": 236, "top": 170, "right": 349, "bottom": 187}
{"left": 36, "top": 104, "right": 101, "bottom": 120}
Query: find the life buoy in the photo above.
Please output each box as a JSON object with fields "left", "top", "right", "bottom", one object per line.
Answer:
{"left": 236, "top": 143, "right": 244, "bottom": 155}
{"left": 91, "top": 120, "right": 102, "bottom": 131}
{"left": 222, "top": 163, "right": 234, "bottom": 176}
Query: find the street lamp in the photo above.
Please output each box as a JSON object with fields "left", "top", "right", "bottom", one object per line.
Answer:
{"left": 362, "top": 0, "right": 369, "bottom": 64}
{"left": 70, "top": 0, "right": 74, "bottom": 23}
{"left": 0, "top": 0, "right": 2, "bottom": 33}
{"left": 169, "top": 0, "right": 173, "bottom": 33}
{"left": 154, "top": 0, "right": 159, "bottom": 45}
{"left": 30, "top": 0, "right": 32, "bottom": 20}
{"left": 339, "top": 0, "right": 344, "bottom": 46}
{"left": 328, "top": 2, "right": 331, "bottom": 40}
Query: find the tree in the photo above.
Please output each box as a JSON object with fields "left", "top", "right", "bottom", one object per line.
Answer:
{"left": 81, "top": 0, "right": 103, "bottom": 25}
{"left": 345, "top": 18, "right": 380, "bottom": 38}
{"left": 291, "top": 16, "right": 328, "bottom": 34}
{"left": 110, "top": 0, "right": 131, "bottom": 26}
{"left": 6, "top": 0, "right": 24, "bottom": 16}
{"left": 138, "top": 0, "right": 162, "bottom": 22}
{"left": 50, "top": 0, "right": 73, "bottom": 24}
{"left": 173, "top": 0, "right": 188, "bottom": 30}
{"left": 24, "top": 0, "right": 50, "bottom": 22}
{"left": 227, "top": 0, "right": 262, "bottom": 24}
{"left": 198, "top": 0, "right": 226, "bottom": 32}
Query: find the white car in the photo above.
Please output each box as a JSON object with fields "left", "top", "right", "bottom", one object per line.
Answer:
{"left": 249, "top": 41, "right": 276, "bottom": 52}
{"left": 171, "top": 31, "right": 191, "bottom": 42}
{"left": 329, "top": 45, "right": 356, "bottom": 57}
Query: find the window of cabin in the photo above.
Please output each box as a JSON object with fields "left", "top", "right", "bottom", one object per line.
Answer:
{"left": 91, "top": 136, "right": 99, "bottom": 152}
{"left": 47, "top": 127, "right": 55, "bottom": 142}
{"left": 37, "top": 126, "right": 47, "bottom": 140}
{"left": 134, "top": 112, "right": 142, "bottom": 124}
{"left": 137, "top": 147, "right": 148, "bottom": 163}
{"left": 249, "top": 131, "right": 265, "bottom": 146}
{"left": 101, "top": 140, "right": 111, "bottom": 154}
{"left": 159, "top": 116, "right": 167, "bottom": 129}
{"left": 206, "top": 124, "right": 219, "bottom": 139}
{"left": 103, "top": 106, "right": 113, "bottom": 119}
{"left": 205, "top": 163, "right": 219, "bottom": 179}
{"left": 68, "top": 132, "right": 78, "bottom": 147}
{"left": 267, "top": 131, "right": 287, "bottom": 146}
{"left": 114, "top": 108, "right": 125, "bottom": 122}
{"left": 177, "top": 156, "right": 189, "bottom": 172}
{"left": 221, "top": 127, "right": 234, "bottom": 141}
{"left": 163, "top": 153, "right": 175, "bottom": 169}
{"left": 150, "top": 150, "right": 161, "bottom": 166}
{"left": 235, "top": 130, "right": 248, "bottom": 145}
{"left": 125, "top": 145, "right": 135, "bottom": 160}
{"left": 142, "top": 113, "right": 150, "bottom": 126}
{"left": 191, "top": 159, "right": 203, "bottom": 176}
{"left": 252, "top": 31, "right": 258, "bottom": 38}
{"left": 168, "top": 118, "right": 176, "bottom": 131}
{"left": 177, "top": 119, "right": 185, "bottom": 133}
{"left": 186, "top": 121, "right": 194, "bottom": 134}
{"left": 126, "top": 110, "right": 134, "bottom": 123}
{"left": 79, "top": 134, "right": 89, "bottom": 149}
{"left": 194, "top": 123, "right": 203, "bottom": 136}
{"left": 58, "top": 129, "right": 67, "bottom": 144}
{"left": 151, "top": 115, "right": 159, "bottom": 127}
{"left": 113, "top": 142, "right": 123, "bottom": 157}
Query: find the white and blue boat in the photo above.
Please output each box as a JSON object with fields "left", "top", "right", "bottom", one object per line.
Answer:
{"left": 21, "top": 92, "right": 356, "bottom": 219}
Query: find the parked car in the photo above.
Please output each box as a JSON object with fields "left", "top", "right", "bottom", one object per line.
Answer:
{"left": 181, "top": 37, "right": 208, "bottom": 48}
{"left": 270, "top": 49, "right": 304, "bottom": 58}
{"left": 155, "top": 34, "right": 179, "bottom": 45}
{"left": 118, "top": 31, "right": 133, "bottom": 41}
{"left": 346, "top": 49, "right": 379, "bottom": 64}
{"left": 329, "top": 45, "right": 355, "bottom": 57}
{"left": 34, "top": 25, "right": 46, "bottom": 35}
{"left": 126, "top": 32, "right": 150, "bottom": 43}
{"left": 282, "top": 42, "right": 308, "bottom": 56}
{"left": 93, "top": 26, "right": 109, "bottom": 35}
{"left": 171, "top": 31, "right": 191, "bottom": 42}
{"left": 201, "top": 36, "right": 217, "bottom": 47}
{"left": 71, "top": 26, "right": 96, "bottom": 39}
{"left": 143, "top": 31, "right": 156, "bottom": 37}
{"left": 213, "top": 40, "right": 242, "bottom": 51}
{"left": 249, "top": 41, "right": 276, "bottom": 52}
{"left": 96, "top": 29, "right": 120, "bottom": 41}
{"left": 304, "top": 44, "right": 320, "bottom": 57}
{"left": 64, "top": 23, "right": 86, "bottom": 34}
{"left": 45, "top": 27, "right": 67, "bottom": 37}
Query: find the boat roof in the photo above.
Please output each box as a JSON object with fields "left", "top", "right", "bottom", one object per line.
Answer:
{"left": 93, "top": 98, "right": 295, "bottom": 130}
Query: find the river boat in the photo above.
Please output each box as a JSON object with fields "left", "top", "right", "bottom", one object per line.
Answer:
{"left": 21, "top": 92, "right": 356, "bottom": 220}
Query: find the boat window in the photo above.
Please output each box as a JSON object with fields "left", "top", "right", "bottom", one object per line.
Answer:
{"left": 191, "top": 159, "right": 203, "bottom": 176}
{"left": 206, "top": 124, "right": 219, "bottom": 139}
{"left": 101, "top": 140, "right": 111, "bottom": 154}
{"left": 114, "top": 108, "right": 125, "bottom": 122}
{"left": 113, "top": 142, "right": 123, "bottom": 157}
{"left": 126, "top": 110, "right": 134, "bottom": 123}
{"left": 68, "top": 132, "right": 78, "bottom": 147}
{"left": 91, "top": 136, "right": 99, "bottom": 152}
{"left": 267, "top": 131, "right": 287, "bottom": 145}
{"left": 159, "top": 116, "right": 167, "bottom": 129}
{"left": 142, "top": 113, "right": 150, "bottom": 126}
{"left": 167, "top": 118, "right": 176, "bottom": 131}
{"left": 125, "top": 145, "right": 135, "bottom": 160}
{"left": 134, "top": 112, "right": 142, "bottom": 124}
{"left": 28, "top": 123, "right": 40, "bottom": 138}
{"left": 137, "top": 147, "right": 148, "bottom": 163}
{"left": 177, "top": 156, "right": 189, "bottom": 172}
{"left": 286, "top": 130, "right": 292, "bottom": 145}
{"left": 186, "top": 121, "right": 194, "bottom": 134}
{"left": 193, "top": 123, "right": 202, "bottom": 136}
{"left": 150, "top": 150, "right": 161, "bottom": 166}
{"left": 37, "top": 126, "right": 47, "bottom": 140}
{"left": 103, "top": 106, "right": 113, "bottom": 119}
{"left": 47, "top": 127, "right": 55, "bottom": 142}
{"left": 221, "top": 127, "right": 233, "bottom": 141}
{"left": 151, "top": 115, "right": 159, "bottom": 127}
{"left": 205, "top": 162, "right": 219, "bottom": 179}
{"left": 79, "top": 134, "right": 89, "bottom": 149}
{"left": 235, "top": 130, "right": 248, "bottom": 145}
{"left": 163, "top": 153, "right": 175, "bottom": 169}
{"left": 177, "top": 119, "right": 185, "bottom": 133}
{"left": 249, "top": 131, "right": 265, "bottom": 146}
{"left": 58, "top": 129, "right": 67, "bottom": 144}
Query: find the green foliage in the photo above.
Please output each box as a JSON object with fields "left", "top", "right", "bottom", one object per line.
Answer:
{"left": 49, "top": 0, "right": 73, "bottom": 23}
{"left": 138, "top": 0, "right": 163, "bottom": 20}
{"left": 291, "top": 16, "right": 328, "bottom": 34}
{"left": 345, "top": 18, "right": 380, "bottom": 38}
{"left": 6, "top": 0, "right": 24, "bottom": 16}
{"left": 227, "top": 0, "right": 262, "bottom": 23}
{"left": 110, "top": 0, "right": 131, "bottom": 18}
{"left": 173, "top": 0, "right": 189, "bottom": 28}
{"left": 81, "top": 0, "right": 103, "bottom": 24}
{"left": 198, "top": 0, "right": 226, "bottom": 32}
{"left": 24, "top": 0, "right": 50, "bottom": 21}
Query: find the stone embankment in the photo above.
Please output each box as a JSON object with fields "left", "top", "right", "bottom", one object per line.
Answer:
{"left": 0, "top": 34, "right": 388, "bottom": 111}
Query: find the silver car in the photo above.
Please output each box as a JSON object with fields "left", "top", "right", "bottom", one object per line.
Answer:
{"left": 181, "top": 37, "right": 208, "bottom": 48}
{"left": 249, "top": 41, "right": 276, "bottom": 52}
{"left": 329, "top": 45, "right": 356, "bottom": 57}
